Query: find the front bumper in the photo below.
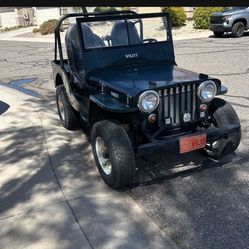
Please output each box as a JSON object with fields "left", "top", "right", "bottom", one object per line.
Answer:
{"left": 137, "top": 124, "right": 240, "bottom": 156}
{"left": 210, "top": 24, "right": 231, "bottom": 32}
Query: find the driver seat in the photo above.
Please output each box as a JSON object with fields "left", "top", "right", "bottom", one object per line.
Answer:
{"left": 65, "top": 24, "right": 104, "bottom": 88}
{"left": 110, "top": 20, "right": 141, "bottom": 46}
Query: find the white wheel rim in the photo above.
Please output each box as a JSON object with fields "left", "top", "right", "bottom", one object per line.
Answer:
{"left": 95, "top": 136, "right": 112, "bottom": 175}
{"left": 58, "top": 94, "right": 65, "bottom": 121}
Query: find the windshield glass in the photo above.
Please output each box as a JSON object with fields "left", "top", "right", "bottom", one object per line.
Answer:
{"left": 81, "top": 16, "right": 168, "bottom": 49}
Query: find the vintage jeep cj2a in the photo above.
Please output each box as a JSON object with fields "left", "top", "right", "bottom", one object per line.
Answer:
{"left": 52, "top": 11, "right": 241, "bottom": 189}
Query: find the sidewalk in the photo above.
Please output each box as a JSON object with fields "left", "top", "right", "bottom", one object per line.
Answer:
{"left": 0, "top": 85, "right": 179, "bottom": 249}
{"left": 0, "top": 22, "right": 213, "bottom": 43}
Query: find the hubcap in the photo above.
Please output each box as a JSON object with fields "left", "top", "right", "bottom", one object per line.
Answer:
{"left": 95, "top": 136, "right": 112, "bottom": 175}
{"left": 238, "top": 25, "right": 244, "bottom": 36}
{"left": 58, "top": 94, "right": 65, "bottom": 121}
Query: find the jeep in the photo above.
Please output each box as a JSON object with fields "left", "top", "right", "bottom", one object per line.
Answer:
{"left": 52, "top": 11, "right": 241, "bottom": 189}
{"left": 210, "top": 7, "right": 249, "bottom": 37}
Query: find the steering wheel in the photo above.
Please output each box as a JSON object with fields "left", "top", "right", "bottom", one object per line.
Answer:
{"left": 142, "top": 38, "right": 157, "bottom": 43}
{"left": 102, "top": 35, "right": 111, "bottom": 46}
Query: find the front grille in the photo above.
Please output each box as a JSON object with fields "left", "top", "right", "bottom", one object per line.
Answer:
{"left": 210, "top": 16, "right": 224, "bottom": 24}
{"left": 158, "top": 83, "right": 198, "bottom": 126}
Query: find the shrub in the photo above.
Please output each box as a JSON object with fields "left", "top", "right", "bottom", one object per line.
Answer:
{"left": 161, "top": 7, "right": 187, "bottom": 27}
{"left": 193, "top": 7, "right": 227, "bottom": 29}
{"left": 121, "top": 7, "right": 130, "bottom": 11}
{"left": 33, "top": 27, "right": 40, "bottom": 33}
{"left": 94, "top": 7, "right": 118, "bottom": 13}
{"left": 39, "top": 19, "right": 58, "bottom": 35}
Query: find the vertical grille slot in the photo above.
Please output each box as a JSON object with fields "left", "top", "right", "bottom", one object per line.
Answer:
{"left": 160, "top": 83, "right": 198, "bottom": 126}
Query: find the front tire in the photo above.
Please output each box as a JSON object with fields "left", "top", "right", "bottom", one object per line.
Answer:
{"left": 232, "top": 22, "right": 245, "bottom": 37}
{"left": 91, "top": 120, "right": 135, "bottom": 189}
{"left": 203, "top": 98, "right": 241, "bottom": 159}
{"left": 56, "top": 85, "right": 80, "bottom": 130}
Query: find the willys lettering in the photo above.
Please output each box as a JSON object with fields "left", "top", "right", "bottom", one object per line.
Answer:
{"left": 125, "top": 53, "right": 138, "bottom": 59}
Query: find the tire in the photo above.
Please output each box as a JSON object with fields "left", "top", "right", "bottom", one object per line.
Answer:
{"left": 213, "top": 31, "right": 224, "bottom": 38}
{"left": 232, "top": 22, "right": 245, "bottom": 37}
{"left": 56, "top": 85, "right": 80, "bottom": 130}
{"left": 202, "top": 98, "right": 241, "bottom": 159}
{"left": 91, "top": 120, "right": 135, "bottom": 189}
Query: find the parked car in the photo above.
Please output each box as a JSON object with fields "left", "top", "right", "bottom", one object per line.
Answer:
{"left": 52, "top": 11, "right": 241, "bottom": 189}
{"left": 210, "top": 7, "right": 249, "bottom": 37}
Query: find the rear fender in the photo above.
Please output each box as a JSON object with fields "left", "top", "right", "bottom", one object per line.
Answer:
{"left": 52, "top": 62, "right": 80, "bottom": 111}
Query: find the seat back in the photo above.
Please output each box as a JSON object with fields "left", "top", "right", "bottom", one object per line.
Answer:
{"left": 65, "top": 24, "right": 83, "bottom": 74}
{"left": 110, "top": 20, "right": 141, "bottom": 46}
{"left": 65, "top": 23, "right": 105, "bottom": 74}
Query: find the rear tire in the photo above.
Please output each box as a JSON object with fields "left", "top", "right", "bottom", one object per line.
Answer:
{"left": 56, "top": 85, "right": 80, "bottom": 130}
{"left": 213, "top": 31, "right": 224, "bottom": 37}
{"left": 91, "top": 120, "right": 135, "bottom": 189}
{"left": 202, "top": 98, "right": 241, "bottom": 159}
{"left": 232, "top": 22, "right": 245, "bottom": 37}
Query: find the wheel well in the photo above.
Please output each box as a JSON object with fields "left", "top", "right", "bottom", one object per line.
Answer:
{"left": 55, "top": 73, "right": 63, "bottom": 87}
{"left": 233, "top": 18, "right": 247, "bottom": 27}
{"left": 89, "top": 100, "right": 135, "bottom": 129}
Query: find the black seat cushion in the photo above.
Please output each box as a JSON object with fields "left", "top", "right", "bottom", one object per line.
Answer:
{"left": 65, "top": 24, "right": 84, "bottom": 75}
{"left": 65, "top": 23, "right": 105, "bottom": 75}
{"left": 82, "top": 24, "right": 105, "bottom": 49}
{"left": 110, "top": 20, "right": 141, "bottom": 46}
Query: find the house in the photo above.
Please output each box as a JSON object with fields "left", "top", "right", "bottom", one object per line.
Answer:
{"left": 0, "top": 7, "right": 17, "bottom": 28}
{"left": 0, "top": 7, "right": 196, "bottom": 28}
{"left": 0, "top": 7, "right": 60, "bottom": 28}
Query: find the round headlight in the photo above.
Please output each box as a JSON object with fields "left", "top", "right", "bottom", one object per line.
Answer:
{"left": 198, "top": 81, "right": 217, "bottom": 102}
{"left": 138, "top": 90, "right": 160, "bottom": 113}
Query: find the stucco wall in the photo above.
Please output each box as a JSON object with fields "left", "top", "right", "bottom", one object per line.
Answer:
{"left": 0, "top": 11, "right": 18, "bottom": 27}
{"left": 34, "top": 8, "right": 60, "bottom": 26}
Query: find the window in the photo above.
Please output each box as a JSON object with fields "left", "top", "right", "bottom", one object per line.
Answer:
{"left": 81, "top": 16, "right": 168, "bottom": 49}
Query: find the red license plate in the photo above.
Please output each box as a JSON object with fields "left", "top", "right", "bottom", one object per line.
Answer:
{"left": 179, "top": 133, "right": 206, "bottom": 154}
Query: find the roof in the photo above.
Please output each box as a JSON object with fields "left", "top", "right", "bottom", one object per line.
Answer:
{"left": 0, "top": 7, "right": 16, "bottom": 13}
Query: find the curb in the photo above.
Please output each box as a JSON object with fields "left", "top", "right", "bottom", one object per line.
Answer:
{"left": 0, "top": 32, "right": 213, "bottom": 43}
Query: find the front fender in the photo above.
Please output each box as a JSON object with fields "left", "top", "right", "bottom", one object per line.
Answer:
{"left": 217, "top": 84, "right": 228, "bottom": 95}
{"left": 90, "top": 93, "right": 137, "bottom": 113}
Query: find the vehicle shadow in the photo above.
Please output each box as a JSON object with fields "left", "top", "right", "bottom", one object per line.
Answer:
{"left": 133, "top": 150, "right": 237, "bottom": 187}
{"left": 0, "top": 93, "right": 166, "bottom": 249}
{"left": 0, "top": 100, "right": 10, "bottom": 115}
{"left": 209, "top": 31, "right": 249, "bottom": 39}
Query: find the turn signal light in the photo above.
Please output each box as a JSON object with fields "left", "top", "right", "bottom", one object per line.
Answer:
{"left": 199, "top": 104, "right": 207, "bottom": 112}
{"left": 148, "top": 114, "right": 157, "bottom": 123}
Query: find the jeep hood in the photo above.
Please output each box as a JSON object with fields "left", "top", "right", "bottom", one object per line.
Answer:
{"left": 88, "top": 61, "right": 209, "bottom": 97}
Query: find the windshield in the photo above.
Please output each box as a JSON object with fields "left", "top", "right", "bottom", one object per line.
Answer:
{"left": 81, "top": 16, "right": 168, "bottom": 49}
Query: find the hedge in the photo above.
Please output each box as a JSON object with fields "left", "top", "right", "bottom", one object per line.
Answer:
{"left": 94, "top": 7, "right": 118, "bottom": 13}
{"left": 193, "top": 7, "right": 227, "bottom": 29}
{"left": 161, "top": 7, "right": 187, "bottom": 27}
{"left": 40, "top": 19, "right": 58, "bottom": 35}
{"left": 33, "top": 27, "right": 40, "bottom": 33}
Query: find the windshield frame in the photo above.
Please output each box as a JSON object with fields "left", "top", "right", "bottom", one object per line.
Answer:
{"left": 76, "top": 12, "right": 172, "bottom": 52}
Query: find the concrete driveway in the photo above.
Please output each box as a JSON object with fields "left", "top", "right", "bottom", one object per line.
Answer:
{"left": 0, "top": 32, "right": 249, "bottom": 249}
{"left": 0, "top": 86, "right": 177, "bottom": 249}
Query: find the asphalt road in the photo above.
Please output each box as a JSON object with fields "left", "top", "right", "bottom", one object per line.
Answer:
{"left": 1, "top": 33, "right": 249, "bottom": 249}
